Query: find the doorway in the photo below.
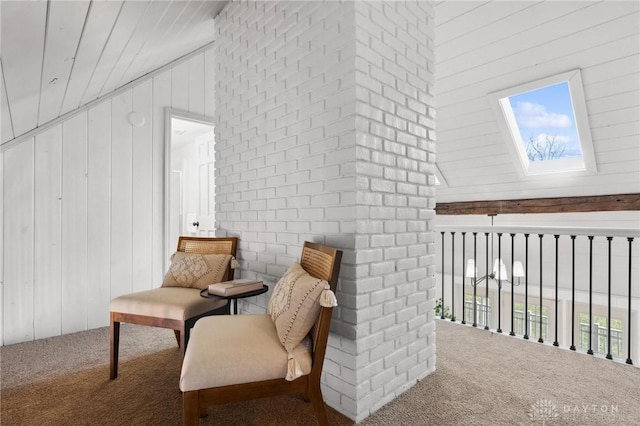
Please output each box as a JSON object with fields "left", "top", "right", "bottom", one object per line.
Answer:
{"left": 164, "top": 109, "right": 216, "bottom": 264}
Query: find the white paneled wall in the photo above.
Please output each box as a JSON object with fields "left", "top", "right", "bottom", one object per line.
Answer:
{"left": 1, "top": 47, "right": 216, "bottom": 345}
{"left": 213, "top": 1, "right": 436, "bottom": 421}
{"left": 435, "top": 1, "right": 640, "bottom": 202}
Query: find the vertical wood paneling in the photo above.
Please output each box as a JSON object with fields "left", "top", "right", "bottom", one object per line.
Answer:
{"left": 119, "top": 1, "right": 191, "bottom": 87}
{"left": 61, "top": 113, "right": 88, "bottom": 334}
{"left": 1, "top": 61, "right": 15, "bottom": 143}
{"left": 0, "top": 2, "right": 47, "bottom": 137}
{"left": 2, "top": 45, "right": 216, "bottom": 344}
{"left": 101, "top": 1, "right": 173, "bottom": 96}
{"left": 142, "top": 1, "right": 198, "bottom": 74}
{"left": 34, "top": 126, "right": 62, "bottom": 339}
{"left": 87, "top": 101, "right": 111, "bottom": 329}
{"left": 132, "top": 80, "right": 154, "bottom": 292}
{"left": 171, "top": 61, "right": 190, "bottom": 111}
{"left": 110, "top": 91, "right": 133, "bottom": 299}
{"left": 38, "top": 1, "right": 91, "bottom": 126}
{"left": 435, "top": 1, "right": 640, "bottom": 203}
{"left": 3, "top": 140, "right": 35, "bottom": 344}
{"left": 3, "top": 2, "right": 224, "bottom": 143}
{"left": 152, "top": 70, "right": 171, "bottom": 281}
{"left": 60, "top": 1, "right": 124, "bottom": 116}
{"left": 81, "top": 1, "right": 149, "bottom": 105}
{"left": 189, "top": 53, "right": 205, "bottom": 115}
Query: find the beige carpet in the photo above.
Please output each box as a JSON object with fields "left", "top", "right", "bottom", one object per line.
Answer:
{"left": 2, "top": 321, "right": 639, "bottom": 425}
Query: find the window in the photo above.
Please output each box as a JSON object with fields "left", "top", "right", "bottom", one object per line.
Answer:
{"left": 464, "top": 294, "right": 490, "bottom": 327}
{"left": 489, "top": 70, "right": 596, "bottom": 176}
{"left": 514, "top": 303, "right": 548, "bottom": 340}
{"left": 579, "top": 313, "right": 624, "bottom": 357}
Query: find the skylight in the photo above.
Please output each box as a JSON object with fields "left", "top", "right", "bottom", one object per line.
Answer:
{"left": 489, "top": 70, "right": 596, "bottom": 176}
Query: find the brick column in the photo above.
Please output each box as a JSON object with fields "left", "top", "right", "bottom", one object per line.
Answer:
{"left": 214, "top": 1, "right": 436, "bottom": 421}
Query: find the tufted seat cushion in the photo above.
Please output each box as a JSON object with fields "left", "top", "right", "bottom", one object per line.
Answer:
{"left": 180, "top": 314, "right": 312, "bottom": 392}
{"left": 109, "top": 287, "right": 227, "bottom": 321}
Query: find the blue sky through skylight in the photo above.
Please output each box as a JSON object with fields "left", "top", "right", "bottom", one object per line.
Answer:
{"left": 508, "top": 82, "right": 582, "bottom": 162}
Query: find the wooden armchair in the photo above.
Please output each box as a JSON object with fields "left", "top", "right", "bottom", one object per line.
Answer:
{"left": 180, "top": 242, "right": 342, "bottom": 425}
{"left": 109, "top": 236, "right": 238, "bottom": 379}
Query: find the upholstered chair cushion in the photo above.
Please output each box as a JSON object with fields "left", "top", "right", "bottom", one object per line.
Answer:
{"left": 109, "top": 287, "right": 227, "bottom": 320}
{"left": 180, "top": 314, "right": 312, "bottom": 392}
{"left": 267, "top": 262, "right": 327, "bottom": 352}
{"left": 161, "top": 252, "right": 232, "bottom": 290}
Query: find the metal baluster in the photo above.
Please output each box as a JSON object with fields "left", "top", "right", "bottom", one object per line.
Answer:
{"left": 497, "top": 233, "right": 503, "bottom": 333}
{"left": 462, "top": 232, "right": 467, "bottom": 325}
{"left": 553, "top": 235, "right": 560, "bottom": 347}
{"left": 606, "top": 236, "right": 613, "bottom": 360}
{"left": 524, "top": 234, "right": 530, "bottom": 340}
{"left": 484, "top": 232, "right": 490, "bottom": 330}
{"left": 538, "top": 234, "right": 544, "bottom": 343}
{"left": 626, "top": 237, "right": 634, "bottom": 365}
{"left": 473, "top": 232, "right": 478, "bottom": 327}
{"left": 570, "top": 236, "right": 576, "bottom": 351}
{"left": 451, "top": 232, "right": 456, "bottom": 322}
{"left": 587, "top": 236, "right": 594, "bottom": 355}
{"left": 510, "top": 233, "right": 516, "bottom": 336}
{"left": 441, "top": 232, "right": 445, "bottom": 319}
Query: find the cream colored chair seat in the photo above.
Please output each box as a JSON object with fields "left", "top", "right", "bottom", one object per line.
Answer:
{"left": 180, "top": 314, "right": 312, "bottom": 392}
{"left": 110, "top": 287, "right": 227, "bottom": 321}
{"left": 109, "top": 236, "right": 238, "bottom": 380}
{"left": 180, "top": 242, "right": 342, "bottom": 426}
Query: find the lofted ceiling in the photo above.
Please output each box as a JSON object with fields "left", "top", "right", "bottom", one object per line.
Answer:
{"left": 1, "top": 1, "right": 638, "bottom": 205}
{"left": 434, "top": 0, "right": 640, "bottom": 203}
{"left": 0, "top": 0, "right": 227, "bottom": 145}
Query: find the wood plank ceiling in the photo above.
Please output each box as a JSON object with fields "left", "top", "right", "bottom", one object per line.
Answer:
{"left": 1, "top": 0, "right": 227, "bottom": 145}
{"left": 434, "top": 0, "right": 640, "bottom": 203}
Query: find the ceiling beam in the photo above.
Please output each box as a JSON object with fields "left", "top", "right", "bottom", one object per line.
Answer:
{"left": 436, "top": 193, "right": 640, "bottom": 215}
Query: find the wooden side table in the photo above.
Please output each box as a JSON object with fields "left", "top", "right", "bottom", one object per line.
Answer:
{"left": 200, "top": 285, "right": 269, "bottom": 315}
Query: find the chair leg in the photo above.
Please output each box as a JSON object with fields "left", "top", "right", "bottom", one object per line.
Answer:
{"left": 179, "top": 324, "right": 187, "bottom": 357}
{"left": 174, "top": 329, "right": 181, "bottom": 347}
{"left": 183, "top": 391, "right": 200, "bottom": 426}
{"left": 308, "top": 382, "right": 328, "bottom": 426}
{"left": 110, "top": 317, "right": 120, "bottom": 379}
{"left": 182, "top": 390, "right": 200, "bottom": 426}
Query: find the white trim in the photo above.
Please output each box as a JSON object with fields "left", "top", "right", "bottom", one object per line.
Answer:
{"left": 1, "top": 41, "right": 216, "bottom": 152}
{"left": 488, "top": 69, "right": 597, "bottom": 178}
{"left": 163, "top": 107, "right": 215, "bottom": 270}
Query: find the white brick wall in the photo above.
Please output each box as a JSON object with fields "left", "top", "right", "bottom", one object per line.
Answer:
{"left": 214, "top": 0, "right": 436, "bottom": 421}
{"left": 214, "top": 0, "right": 357, "bottom": 278}
{"left": 346, "top": 1, "right": 436, "bottom": 420}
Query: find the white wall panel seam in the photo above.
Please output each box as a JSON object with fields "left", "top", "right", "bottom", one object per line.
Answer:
{"left": 1, "top": 58, "right": 16, "bottom": 140}
{"left": 97, "top": 1, "right": 152, "bottom": 100}
{"left": 78, "top": 2, "right": 125, "bottom": 110}
{"left": 57, "top": 1, "right": 93, "bottom": 119}
{"left": 35, "top": 1, "right": 51, "bottom": 126}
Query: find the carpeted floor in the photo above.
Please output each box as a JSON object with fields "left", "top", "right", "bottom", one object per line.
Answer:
{"left": 1, "top": 320, "right": 639, "bottom": 425}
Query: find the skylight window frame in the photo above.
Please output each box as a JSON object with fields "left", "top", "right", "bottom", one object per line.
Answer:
{"left": 434, "top": 164, "right": 448, "bottom": 188}
{"left": 488, "top": 69, "right": 597, "bottom": 177}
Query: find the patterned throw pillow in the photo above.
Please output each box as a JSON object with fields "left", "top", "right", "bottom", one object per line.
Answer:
{"left": 161, "top": 252, "right": 232, "bottom": 290}
{"left": 268, "top": 262, "right": 327, "bottom": 352}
